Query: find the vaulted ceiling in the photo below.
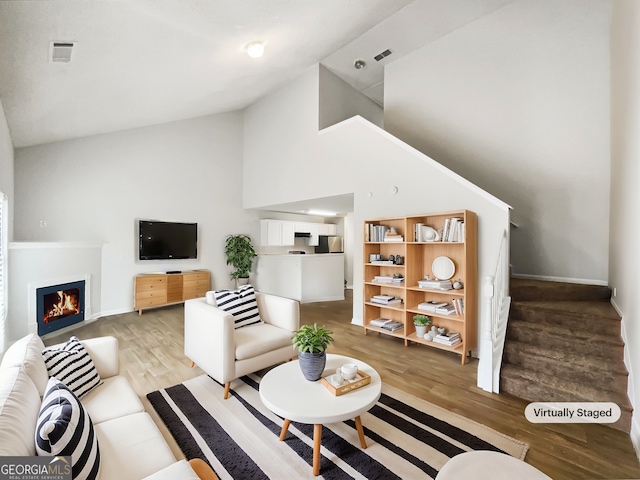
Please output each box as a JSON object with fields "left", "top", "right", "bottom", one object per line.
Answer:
{"left": 0, "top": 0, "right": 513, "bottom": 150}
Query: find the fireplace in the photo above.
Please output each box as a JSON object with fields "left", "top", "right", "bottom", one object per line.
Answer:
{"left": 36, "top": 280, "right": 85, "bottom": 335}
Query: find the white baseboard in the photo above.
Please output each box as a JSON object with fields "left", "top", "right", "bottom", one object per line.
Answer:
{"left": 300, "top": 295, "right": 345, "bottom": 304}
{"left": 510, "top": 272, "right": 608, "bottom": 287}
{"left": 351, "top": 317, "right": 363, "bottom": 326}
{"left": 632, "top": 416, "right": 640, "bottom": 462}
{"left": 615, "top": 299, "right": 639, "bottom": 461}
{"left": 97, "top": 307, "right": 134, "bottom": 317}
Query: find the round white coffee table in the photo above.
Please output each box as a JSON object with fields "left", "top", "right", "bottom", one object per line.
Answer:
{"left": 259, "top": 354, "right": 381, "bottom": 476}
{"left": 436, "top": 451, "right": 552, "bottom": 480}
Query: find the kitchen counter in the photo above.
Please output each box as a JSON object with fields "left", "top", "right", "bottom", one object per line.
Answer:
{"left": 254, "top": 254, "right": 344, "bottom": 303}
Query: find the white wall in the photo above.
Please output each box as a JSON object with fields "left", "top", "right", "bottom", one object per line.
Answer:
{"left": 318, "top": 64, "right": 384, "bottom": 130}
{"left": 0, "top": 100, "right": 13, "bottom": 241}
{"left": 244, "top": 65, "right": 322, "bottom": 209}
{"left": 13, "top": 112, "right": 258, "bottom": 327}
{"left": 243, "top": 65, "right": 510, "bottom": 373}
{"left": 0, "top": 99, "right": 14, "bottom": 351}
{"left": 384, "top": 0, "right": 611, "bottom": 283}
{"left": 610, "top": 0, "right": 640, "bottom": 456}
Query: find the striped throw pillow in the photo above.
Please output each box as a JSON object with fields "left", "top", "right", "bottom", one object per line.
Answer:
{"left": 42, "top": 336, "right": 103, "bottom": 398}
{"left": 36, "top": 377, "right": 101, "bottom": 480}
{"left": 213, "top": 284, "right": 263, "bottom": 328}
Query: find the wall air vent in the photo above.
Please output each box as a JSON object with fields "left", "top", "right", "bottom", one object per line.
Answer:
{"left": 50, "top": 42, "right": 75, "bottom": 63}
{"left": 374, "top": 49, "right": 392, "bottom": 62}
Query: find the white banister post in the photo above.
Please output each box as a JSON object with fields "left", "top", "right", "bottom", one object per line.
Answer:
{"left": 483, "top": 275, "right": 494, "bottom": 341}
{"left": 477, "top": 275, "right": 495, "bottom": 392}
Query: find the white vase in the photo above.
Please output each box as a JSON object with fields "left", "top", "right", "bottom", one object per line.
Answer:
{"left": 415, "top": 325, "right": 427, "bottom": 337}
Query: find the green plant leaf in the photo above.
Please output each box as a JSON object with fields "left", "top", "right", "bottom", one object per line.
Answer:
{"left": 412, "top": 314, "right": 431, "bottom": 326}
{"left": 291, "top": 323, "right": 334, "bottom": 354}
{"left": 224, "top": 234, "right": 257, "bottom": 279}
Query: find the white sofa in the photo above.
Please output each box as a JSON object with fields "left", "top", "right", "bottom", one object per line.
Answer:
{"left": 0, "top": 334, "right": 205, "bottom": 480}
{"left": 184, "top": 291, "right": 300, "bottom": 399}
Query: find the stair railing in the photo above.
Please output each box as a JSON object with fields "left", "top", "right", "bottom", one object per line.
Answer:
{"left": 478, "top": 229, "right": 511, "bottom": 393}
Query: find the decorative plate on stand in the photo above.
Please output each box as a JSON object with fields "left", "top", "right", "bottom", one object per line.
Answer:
{"left": 432, "top": 256, "right": 455, "bottom": 280}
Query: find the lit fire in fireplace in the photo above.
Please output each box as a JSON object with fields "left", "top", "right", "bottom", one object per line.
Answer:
{"left": 44, "top": 289, "right": 80, "bottom": 323}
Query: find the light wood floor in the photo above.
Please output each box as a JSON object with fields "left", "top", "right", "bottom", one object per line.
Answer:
{"left": 44, "top": 291, "right": 640, "bottom": 480}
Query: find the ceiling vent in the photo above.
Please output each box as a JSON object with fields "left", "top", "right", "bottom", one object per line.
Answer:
{"left": 374, "top": 49, "right": 392, "bottom": 62}
{"left": 50, "top": 42, "right": 75, "bottom": 63}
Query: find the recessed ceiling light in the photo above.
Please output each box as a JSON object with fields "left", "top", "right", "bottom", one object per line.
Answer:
{"left": 354, "top": 59, "right": 366, "bottom": 69}
{"left": 245, "top": 41, "right": 264, "bottom": 58}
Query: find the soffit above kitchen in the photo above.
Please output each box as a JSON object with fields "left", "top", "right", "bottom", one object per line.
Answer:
{"left": 256, "top": 193, "right": 354, "bottom": 218}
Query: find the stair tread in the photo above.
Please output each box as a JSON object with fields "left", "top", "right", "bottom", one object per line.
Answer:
{"left": 501, "top": 364, "right": 632, "bottom": 410}
{"left": 507, "top": 319, "right": 624, "bottom": 346}
{"left": 510, "top": 278, "right": 611, "bottom": 302}
{"left": 504, "top": 340, "right": 628, "bottom": 375}
{"left": 503, "top": 279, "right": 630, "bottom": 433}
{"left": 511, "top": 300, "right": 621, "bottom": 320}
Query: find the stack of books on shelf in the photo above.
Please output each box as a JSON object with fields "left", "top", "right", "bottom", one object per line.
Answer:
{"left": 369, "top": 318, "right": 403, "bottom": 332}
{"left": 366, "top": 224, "right": 389, "bottom": 242}
{"left": 418, "top": 301, "right": 448, "bottom": 312}
{"left": 371, "top": 259, "right": 394, "bottom": 265}
{"left": 373, "top": 275, "right": 405, "bottom": 284}
{"left": 383, "top": 231, "right": 404, "bottom": 242}
{"left": 417, "top": 279, "right": 453, "bottom": 290}
{"left": 370, "top": 295, "right": 403, "bottom": 306}
{"left": 441, "top": 217, "right": 465, "bottom": 243}
{"left": 435, "top": 303, "right": 457, "bottom": 315}
{"left": 433, "top": 332, "right": 461, "bottom": 346}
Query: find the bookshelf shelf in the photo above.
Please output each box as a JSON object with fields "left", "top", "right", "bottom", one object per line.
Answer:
{"left": 362, "top": 211, "right": 477, "bottom": 365}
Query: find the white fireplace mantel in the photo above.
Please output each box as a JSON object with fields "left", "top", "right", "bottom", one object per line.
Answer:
{"left": 8, "top": 241, "right": 103, "bottom": 341}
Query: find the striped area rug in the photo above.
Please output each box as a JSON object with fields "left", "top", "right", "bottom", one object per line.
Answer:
{"left": 147, "top": 374, "right": 528, "bottom": 480}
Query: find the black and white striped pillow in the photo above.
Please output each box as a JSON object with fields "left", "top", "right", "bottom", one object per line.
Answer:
{"left": 41, "top": 336, "right": 102, "bottom": 398}
{"left": 213, "top": 284, "right": 263, "bottom": 328}
{"left": 36, "top": 377, "right": 100, "bottom": 480}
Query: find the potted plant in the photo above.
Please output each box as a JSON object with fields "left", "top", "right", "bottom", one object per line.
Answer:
{"left": 413, "top": 314, "right": 431, "bottom": 338}
{"left": 292, "top": 324, "right": 334, "bottom": 381}
{"left": 224, "top": 234, "right": 257, "bottom": 287}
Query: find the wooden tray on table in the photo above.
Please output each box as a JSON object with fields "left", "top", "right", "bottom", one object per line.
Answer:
{"left": 320, "top": 370, "right": 371, "bottom": 396}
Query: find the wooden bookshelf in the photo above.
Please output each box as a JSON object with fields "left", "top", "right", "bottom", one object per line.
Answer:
{"left": 363, "top": 211, "right": 477, "bottom": 365}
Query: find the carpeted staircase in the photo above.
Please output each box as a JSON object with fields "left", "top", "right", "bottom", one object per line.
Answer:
{"left": 500, "top": 278, "right": 632, "bottom": 432}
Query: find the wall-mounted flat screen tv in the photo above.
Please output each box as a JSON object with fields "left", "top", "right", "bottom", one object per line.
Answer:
{"left": 139, "top": 220, "right": 197, "bottom": 260}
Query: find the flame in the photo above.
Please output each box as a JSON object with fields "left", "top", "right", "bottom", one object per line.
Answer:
{"left": 44, "top": 290, "right": 79, "bottom": 323}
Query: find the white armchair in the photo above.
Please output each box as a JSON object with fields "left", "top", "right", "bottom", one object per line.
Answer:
{"left": 184, "top": 291, "right": 300, "bottom": 399}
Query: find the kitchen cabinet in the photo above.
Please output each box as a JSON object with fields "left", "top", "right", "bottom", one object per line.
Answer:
{"left": 255, "top": 254, "right": 344, "bottom": 303}
{"left": 260, "top": 220, "right": 295, "bottom": 246}
{"left": 318, "top": 224, "right": 337, "bottom": 235}
{"left": 281, "top": 221, "right": 295, "bottom": 245}
{"left": 260, "top": 219, "right": 327, "bottom": 246}
{"left": 308, "top": 224, "right": 319, "bottom": 246}
{"left": 294, "top": 222, "right": 311, "bottom": 234}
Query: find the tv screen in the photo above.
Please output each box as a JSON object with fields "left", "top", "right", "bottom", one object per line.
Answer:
{"left": 139, "top": 220, "right": 197, "bottom": 260}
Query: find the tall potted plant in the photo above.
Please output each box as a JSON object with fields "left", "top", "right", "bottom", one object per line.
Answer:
{"left": 224, "top": 234, "right": 257, "bottom": 287}
{"left": 292, "top": 324, "right": 334, "bottom": 381}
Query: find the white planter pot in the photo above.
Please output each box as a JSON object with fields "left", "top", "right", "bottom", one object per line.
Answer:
{"left": 415, "top": 325, "right": 428, "bottom": 337}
